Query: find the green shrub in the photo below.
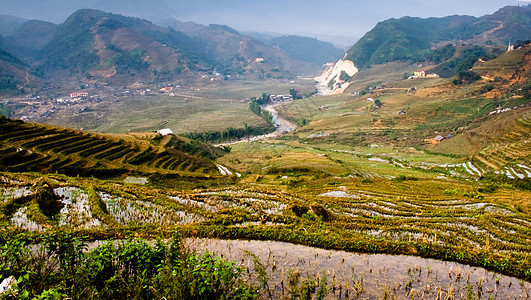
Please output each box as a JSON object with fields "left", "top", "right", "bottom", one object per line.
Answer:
{"left": 289, "top": 203, "right": 309, "bottom": 217}
{"left": 33, "top": 183, "right": 63, "bottom": 218}
{"left": 391, "top": 175, "right": 418, "bottom": 182}
{"left": 0, "top": 233, "right": 258, "bottom": 299}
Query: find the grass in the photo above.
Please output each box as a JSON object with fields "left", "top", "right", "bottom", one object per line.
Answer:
{"left": 31, "top": 79, "right": 317, "bottom": 135}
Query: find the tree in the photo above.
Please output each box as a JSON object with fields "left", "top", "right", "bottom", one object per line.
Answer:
{"left": 0, "top": 76, "right": 18, "bottom": 91}
{"left": 457, "top": 70, "right": 480, "bottom": 83}
{"left": 289, "top": 88, "right": 298, "bottom": 99}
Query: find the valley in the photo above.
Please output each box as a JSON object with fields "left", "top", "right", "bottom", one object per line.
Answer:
{"left": 1, "top": 4, "right": 531, "bottom": 299}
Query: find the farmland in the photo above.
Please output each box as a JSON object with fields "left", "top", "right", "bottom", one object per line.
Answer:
{"left": 1, "top": 46, "right": 531, "bottom": 299}
{"left": 1, "top": 169, "right": 531, "bottom": 298}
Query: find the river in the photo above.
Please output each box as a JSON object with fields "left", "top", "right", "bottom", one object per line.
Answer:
{"left": 215, "top": 102, "right": 297, "bottom": 147}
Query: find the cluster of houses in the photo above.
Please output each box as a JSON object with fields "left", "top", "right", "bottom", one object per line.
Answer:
{"left": 365, "top": 97, "right": 382, "bottom": 109}
{"left": 270, "top": 94, "right": 293, "bottom": 102}
{"left": 69, "top": 92, "right": 89, "bottom": 101}
{"left": 409, "top": 71, "right": 439, "bottom": 79}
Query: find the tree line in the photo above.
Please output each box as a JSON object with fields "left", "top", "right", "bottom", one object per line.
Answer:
{"left": 183, "top": 123, "right": 273, "bottom": 144}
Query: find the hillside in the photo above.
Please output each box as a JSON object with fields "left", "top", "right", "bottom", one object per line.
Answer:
{"left": 259, "top": 44, "right": 531, "bottom": 187}
{"left": 345, "top": 5, "right": 531, "bottom": 69}
{"left": 38, "top": 9, "right": 210, "bottom": 83}
{"left": 0, "top": 14, "right": 27, "bottom": 36}
{"left": 267, "top": 35, "right": 344, "bottom": 66}
{"left": 2, "top": 6, "right": 531, "bottom": 297}
{"left": 170, "top": 23, "right": 320, "bottom": 77}
{"left": 0, "top": 41, "right": 41, "bottom": 94}
{"left": 1, "top": 10, "right": 321, "bottom": 85}
{"left": 428, "top": 46, "right": 531, "bottom": 177}
{"left": 0, "top": 116, "right": 225, "bottom": 177}
{"left": 2, "top": 19, "right": 58, "bottom": 63}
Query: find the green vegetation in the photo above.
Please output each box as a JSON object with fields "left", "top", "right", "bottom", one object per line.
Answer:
{"left": 432, "top": 45, "right": 491, "bottom": 79}
{"left": 0, "top": 171, "right": 530, "bottom": 285}
{"left": 2, "top": 8, "right": 531, "bottom": 298}
{"left": 0, "top": 104, "right": 10, "bottom": 117}
{"left": 248, "top": 93, "right": 276, "bottom": 129}
{"left": 112, "top": 49, "right": 150, "bottom": 73}
{"left": 0, "top": 49, "right": 25, "bottom": 66}
{"left": 267, "top": 35, "right": 344, "bottom": 65}
{"left": 427, "top": 44, "right": 456, "bottom": 64}
{"left": 41, "top": 10, "right": 101, "bottom": 72}
{"left": 345, "top": 5, "right": 530, "bottom": 69}
{"left": 345, "top": 15, "right": 479, "bottom": 68}
{"left": 183, "top": 123, "right": 274, "bottom": 143}
{"left": 0, "top": 76, "right": 18, "bottom": 91}
{"left": 0, "top": 233, "right": 257, "bottom": 299}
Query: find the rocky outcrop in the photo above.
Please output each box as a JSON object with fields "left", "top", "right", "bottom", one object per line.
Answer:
{"left": 314, "top": 58, "right": 358, "bottom": 95}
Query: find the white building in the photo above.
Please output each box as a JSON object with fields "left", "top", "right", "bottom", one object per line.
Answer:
{"left": 157, "top": 128, "right": 173, "bottom": 136}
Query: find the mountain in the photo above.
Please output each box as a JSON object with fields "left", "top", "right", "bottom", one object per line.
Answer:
{"left": 267, "top": 35, "right": 344, "bottom": 66}
{"left": 314, "top": 5, "right": 531, "bottom": 95}
{"left": 2, "top": 20, "right": 58, "bottom": 63}
{"left": 345, "top": 5, "right": 531, "bottom": 69}
{"left": 0, "top": 14, "right": 28, "bottom": 36}
{"left": 196, "top": 25, "right": 319, "bottom": 77}
{"left": 164, "top": 21, "right": 320, "bottom": 77}
{"left": 2, "top": 9, "right": 319, "bottom": 85}
{"left": 0, "top": 38, "right": 41, "bottom": 94}
{"left": 158, "top": 19, "right": 205, "bottom": 36}
{"left": 345, "top": 15, "right": 475, "bottom": 69}
{"left": 38, "top": 9, "right": 209, "bottom": 82}
{"left": 1, "top": 0, "right": 172, "bottom": 24}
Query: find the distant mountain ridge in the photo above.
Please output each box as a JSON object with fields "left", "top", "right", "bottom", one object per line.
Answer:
{"left": 0, "top": 9, "right": 322, "bottom": 87}
{"left": 345, "top": 5, "right": 531, "bottom": 69}
{"left": 163, "top": 20, "right": 319, "bottom": 77}
{"left": 266, "top": 35, "right": 344, "bottom": 66}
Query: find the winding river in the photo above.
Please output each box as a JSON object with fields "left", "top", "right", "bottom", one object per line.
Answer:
{"left": 215, "top": 103, "right": 296, "bottom": 146}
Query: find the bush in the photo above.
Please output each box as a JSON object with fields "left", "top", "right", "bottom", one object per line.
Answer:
{"left": 0, "top": 234, "right": 258, "bottom": 299}
{"left": 33, "top": 182, "right": 63, "bottom": 218}
{"left": 310, "top": 204, "right": 332, "bottom": 222}
{"left": 289, "top": 204, "right": 309, "bottom": 217}
{"left": 391, "top": 175, "right": 418, "bottom": 182}
{"left": 457, "top": 71, "right": 481, "bottom": 83}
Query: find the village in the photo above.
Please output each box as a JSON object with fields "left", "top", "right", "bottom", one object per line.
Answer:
{"left": 5, "top": 81, "right": 199, "bottom": 123}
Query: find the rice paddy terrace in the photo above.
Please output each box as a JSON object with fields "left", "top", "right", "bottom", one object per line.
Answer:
{"left": 1, "top": 169, "right": 530, "bottom": 282}
{"left": 0, "top": 116, "right": 223, "bottom": 177}
{"left": 470, "top": 110, "right": 531, "bottom": 179}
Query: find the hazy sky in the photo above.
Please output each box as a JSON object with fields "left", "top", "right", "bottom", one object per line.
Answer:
{"left": 0, "top": 0, "right": 528, "bottom": 46}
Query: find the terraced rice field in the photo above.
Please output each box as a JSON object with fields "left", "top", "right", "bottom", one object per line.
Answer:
{"left": 56, "top": 187, "right": 101, "bottom": 229}
{"left": 468, "top": 111, "right": 531, "bottom": 178}
{"left": 1, "top": 172, "right": 530, "bottom": 281}
{"left": 324, "top": 187, "right": 530, "bottom": 253}
{"left": 99, "top": 192, "right": 202, "bottom": 226}
{"left": 0, "top": 117, "right": 219, "bottom": 175}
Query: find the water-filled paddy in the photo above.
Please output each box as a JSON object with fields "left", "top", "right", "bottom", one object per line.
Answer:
{"left": 185, "top": 238, "right": 531, "bottom": 299}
